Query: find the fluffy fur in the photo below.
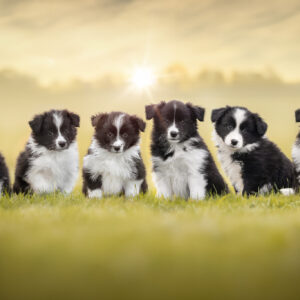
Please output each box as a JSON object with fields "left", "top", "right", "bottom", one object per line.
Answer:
{"left": 292, "top": 109, "right": 300, "bottom": 186}
{"left": 13, "top": 110, "right": 80, "bottom": 194}
{"left": 0, "top": 153, "right": 10, "bottom": 196}
{"left": 82, "top": 112, "right": 147, "bottom": 198}
{"left": 146, "top": 100, "right": 228, "bottom": 200}
{"left": 212, "top": 106, "right": 297, "bottom": 195}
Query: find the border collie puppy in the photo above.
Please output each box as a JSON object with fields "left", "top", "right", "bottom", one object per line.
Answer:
{"left": 292, "top": 109, "right": 300, "bottom": 186}
{"left": 82, "top": 112, "right": 147, "bottom": 198}
{"left": 145, "top": 100, "right": 228, "bottom": 200}
{"left": 211, "top": 106, "right": 297, "bottom": 195}
{"left": 13, "top": 110, "right": 80, "bottom": 194}
{"left": 0, "top": 153, "right": 10, "bottom": 196}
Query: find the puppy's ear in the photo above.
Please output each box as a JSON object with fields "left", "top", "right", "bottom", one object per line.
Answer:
{"left": 253, "top": 113, "right": 268, "bottom": 136}
{"left": 131, "top": 115, "right": 146, "bottom": 132}
{"left": 187, "top": 103, "right": 205, "bottom": 121}
{"left": 91, "top": 113, "right": 108, "bottom": 127}
{"left": 29, "top": 114, "right": 44, "bottom": 134}
{"left": 145, "top": 101, "right": 165, "bottom": 120}
{"left": 65, "top": 111, "right": 80, "bottom": 127}
{"left": 211, "top": 107, "right": 230, "bottom": 123}
{"left": 295, "top": 109, "right": 300, "bottom": 122}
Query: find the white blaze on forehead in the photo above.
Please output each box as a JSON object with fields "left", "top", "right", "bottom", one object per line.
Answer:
{"left": 167, "top": 103, "right": 179, "bottom": 139}
{"left": 53, "top": 112, "right": 66, "bottom": 147}
{"left": 112, "top": 113, "right": 125, "bottom": 150}
{"left": 224, "top": 108, "right": 247, "bottom": 149}
{"left": 234, "top": 108, "right": 247, "bottom": 126}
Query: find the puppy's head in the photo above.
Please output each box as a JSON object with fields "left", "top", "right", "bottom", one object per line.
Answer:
{"left": 296, "top": 109, "right": 300, "bottom": 123}
{"left": 211, "top": 106, "right": 267, "bottom": 150}
{"left": 29, "top": 110, "right": 80, "bottom": 151}
{"left": 92, "top": 112, "right": 145, "bottom": 153}
{"left": 145, "top": 100, "right": 205, "bottom": 143}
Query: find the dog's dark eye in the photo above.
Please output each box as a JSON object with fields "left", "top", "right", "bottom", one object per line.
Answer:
{"left": 48, "top": 132, "right": 54, "bottom": 137}
{"left": 226, "top": 125, "right": 233, "bottom": 130}
{"left": 122, "top": 133, "right": 128, "bottom": 138}
{"left": 241, "top": 128, "right": 248, "bottom": 133}
{"left": 107, "top": 132, "right": 114, "bottom": 138}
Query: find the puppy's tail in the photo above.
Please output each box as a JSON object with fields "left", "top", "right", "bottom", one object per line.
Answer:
{"left": 280, "top": 188, "right": 295, "bottom": 196}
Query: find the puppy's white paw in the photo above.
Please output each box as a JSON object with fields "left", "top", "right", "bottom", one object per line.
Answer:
{"left": 88, "top": 188, "right": 103, "bottom": 199}
{"left": 280, "top": 188, "right": 295, "bottom": 196}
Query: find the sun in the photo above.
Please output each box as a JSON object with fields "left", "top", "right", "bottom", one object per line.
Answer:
{"left": 130, "top": 67, "right": 157, "bottom": 89}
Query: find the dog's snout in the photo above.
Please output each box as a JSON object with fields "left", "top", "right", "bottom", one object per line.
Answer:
{"left": 113, "top": 146, "right": 121, "bottom": 152}
{"left": 58, "top": 141, "right": 66, "bottom": 148}
{"left": 170, "top": 131, "right": 178, "bottom": 138}
{"left": 231, "top": 139, "right": 238, "bottom": 146}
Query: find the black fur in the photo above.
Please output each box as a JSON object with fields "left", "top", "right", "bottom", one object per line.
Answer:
{"left": 0, "top": 153, "right": 10, "bottom": 195}
{"left": 212, "top": 106, "right": 298, "bottom": 195}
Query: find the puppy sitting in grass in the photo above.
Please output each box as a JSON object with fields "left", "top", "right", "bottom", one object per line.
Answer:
{"left": 82, "top": 112, "right": 147, "bottom": 198}
{"left": 0, "top": 153, "right": 10, "bottom": 196}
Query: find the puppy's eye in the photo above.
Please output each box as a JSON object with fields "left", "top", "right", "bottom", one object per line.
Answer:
{"left": 122, "top": 133, "right": 128, "bottom": 138}
{"left": 241, "top": 128, "right": 248, "bottom": 133}
{"left": 107, "top": 132, "right": 114, "bottom": 138}
{"left": 226, "top": 125, "right": 233, "bottom": 130}
{"left": 48, "top": 132, "right": 54, "bottom": 137}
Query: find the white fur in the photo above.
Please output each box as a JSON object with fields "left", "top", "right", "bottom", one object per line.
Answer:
{"left": 259, "top": 183, "right": 272, "bottom": 195}
{"left": 84, "top": 138, "right": 142, "bottom": 198}
{"left": 212, "top": 130, "right": 244, "bottom": 194}
{"left": 280, "top": 188, "right": 295, "bottom": 196}
{"left": 224, "top": 108, "right": 246, "bottom": 149}
{"left": 292, "top": 140, "right": 300, "bottom": 184}
{"left": 212, "top": 129, "right": 261, "bottom": 194}
{"left": 167, "top": 103, "right": 179, "bottom": 141}
{"left": 152, "top": 137, "right": 208, "bottom": 200}
{"left": 112, "top": 114, "right": 125, "bottom": 152}
{"left": 53, "top": 113, "right": 67, "bottom": 150}
{"left": 26, "top": 137, "right": 79, "bottom": 194}
{"left": 87, "top": 188, "right": 103, "bottom": 199}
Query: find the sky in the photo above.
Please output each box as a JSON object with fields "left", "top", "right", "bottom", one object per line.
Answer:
{"left": 1, "top": 0, "right": 300, "bottom": 84}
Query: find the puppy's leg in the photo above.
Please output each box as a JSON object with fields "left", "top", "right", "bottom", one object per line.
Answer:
{"left": 153, "top": 173, "right": 172, "bottom": 198}
{"left": 188, "top": 175, "right": 206, "bottom": 201}
{"left": 124, "top": 179, "right": 143, "bottom": 197}
{"left": 82, "top": 169, "right": 103, "bottom": 199}
{"left": 29, "top": 173, "right": 56, "bottom": 194}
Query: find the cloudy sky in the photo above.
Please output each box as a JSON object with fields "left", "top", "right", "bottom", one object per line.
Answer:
{"left": 1, "top": 0, "right": 300, "bottom": 84}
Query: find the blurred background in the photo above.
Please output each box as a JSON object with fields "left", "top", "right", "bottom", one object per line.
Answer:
{"left": 0, "top": 0, "right": 299, "bottom": 189}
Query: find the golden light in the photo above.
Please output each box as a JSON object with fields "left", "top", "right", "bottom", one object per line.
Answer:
{"left": 130, "top": 67, "right": 157, "bottom": 89}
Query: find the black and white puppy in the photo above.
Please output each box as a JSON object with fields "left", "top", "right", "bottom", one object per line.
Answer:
{"left": 146, "top": 100, "right": 228, "bottom": 200}
{"left": 292, "top": 109, "right": 300, "bottom": 186}
{"left": 13, "top": 110, "right": 80, "bottom": 194}
{"left": 0, "top": 153, "right": 10, "bottom": 196}
{"left": 82, "top": 112, "right": 147, "bottom": 198}
{"left": 212, "top": 106, "right": 297, "bottom": 195}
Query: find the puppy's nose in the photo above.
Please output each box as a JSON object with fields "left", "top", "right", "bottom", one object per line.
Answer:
{"left": 170, "top": 131, "right": 178, "bottom": 138}
{"left": 113, "top": 146, "right": 121, "bottom": 152}
{"left": 231, "top": 139, "right": 238, "bottom": 146}
{"left": 58, "top": 141, "right": 66, "bottom": 148}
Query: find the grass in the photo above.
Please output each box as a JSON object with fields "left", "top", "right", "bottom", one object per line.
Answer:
{"left": 1, "top": 192, "right": 300, "bottom": 300}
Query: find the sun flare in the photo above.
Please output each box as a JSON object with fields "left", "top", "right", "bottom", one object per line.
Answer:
{"left": 130, "top": 67, "right": 157, "bottom": 89}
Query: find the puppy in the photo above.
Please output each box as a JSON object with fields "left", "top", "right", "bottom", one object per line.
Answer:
{"left": 82, "top": 112, "right": 147, "bottom": 198}
{"left": 0, "top": 153, "right": 10, "bottom": 195}
{"left": 292, "top": 109, "right": 300, "bottom": 186}
{"left": 13, "top": 110, "right": 80, "bottom": 194}
{"left": 146, "top": 100, "right": 228, "bottom": 200}
{"left": 212, "top": 106, "right": 297, "bottom": 195}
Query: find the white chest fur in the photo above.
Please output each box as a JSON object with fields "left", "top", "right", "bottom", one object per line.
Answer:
{"left": 26, "top": 138, "right": 79, "bottom": 194}
{"left": 212, "top": 130, "right": 244, "bottom": 194}
{"left": 292, "top": 139, "right": 300, "bottom": 183}
{"left": 152, "top": 138, "right": 208, "bottom": 199}
{"left": 84, "top": 139, "right": 141, "bottom": 196}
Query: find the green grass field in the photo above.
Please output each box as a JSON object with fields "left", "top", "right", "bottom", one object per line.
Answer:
{"left": 1, "top": 192, "right": 300, "bottom": 300}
